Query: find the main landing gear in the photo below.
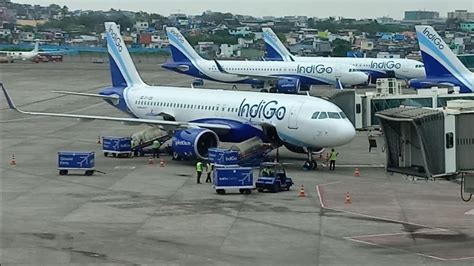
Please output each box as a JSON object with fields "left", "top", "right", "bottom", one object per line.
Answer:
{"left": 303, "top": 149, "right": 317, "bottom": 170}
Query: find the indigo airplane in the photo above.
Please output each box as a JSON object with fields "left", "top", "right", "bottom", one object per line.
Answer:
{"left": 262, "top": 28, "right": 426, "bottom": 83}
{"left": 409, "top": 26, "right": 474, "bottom": 93}
{"left": 162, "top": 27, "right": 368, "bottom": 93}
{"left": 2, "top": 22, "right": 356, "bottom": 168}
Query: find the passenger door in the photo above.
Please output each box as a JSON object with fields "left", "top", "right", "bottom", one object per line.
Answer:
{"left": 288, "top": 102, "right": 304, "bottom": 129}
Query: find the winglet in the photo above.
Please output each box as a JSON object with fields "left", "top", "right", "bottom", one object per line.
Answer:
{"left": 336, "top": 79, "right": 344, "bottom": 90}
{"left": 213, "top": 59, "right": 228, "bottom": 74}
{"left": 1, "top": 83, "right": 18, "bottom": 110}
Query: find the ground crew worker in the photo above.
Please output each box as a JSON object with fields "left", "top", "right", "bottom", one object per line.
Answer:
{"left": 329, "top": 148, "right": 339, "bottom": 171}
{"left": 196, "top": 160, "right": 203, "bottom": 184}
{"left": 131, "top": 138, "right": 138, "bottom": 157}
{"left": 205, "top": 162, "right": 213, "bottom": 183}
{"left": 137, "top": 139, "right": 144, "bottom": 157}
{"left": 151, "top": 140, "right": 160, "bottom": 158}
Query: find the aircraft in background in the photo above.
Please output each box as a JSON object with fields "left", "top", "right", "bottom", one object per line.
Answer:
{"left": 409, "top": 25, "right": 474, "bottom": 93}
{"left": 262, "top": 27, "right": 426, "bottom": 83}
{"left": 0, "top": 41, "right": 65, "bottom": 63}
{"left": 1, "top": 22, "right": 356, "bottom": 168}
{"left": 162, "top": 27, "right": 368, "bottom": 93}
{"left": 0, "top": 41, "right": 39, "bottom": 62}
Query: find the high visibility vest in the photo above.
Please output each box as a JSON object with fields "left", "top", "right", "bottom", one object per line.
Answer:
{"left": 196, "top": 162, "right": 203, "bottom": 172}
{"left": 152, "top": 140, "right": 160, "bottom": 149}
{"left": 330, "top": 151, "right": 338, "bottom": 161}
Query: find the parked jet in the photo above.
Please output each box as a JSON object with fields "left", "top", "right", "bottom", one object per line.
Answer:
{"left": 162, "top": 27, "right": 368, "bottom": 93}
{"left": 262, "top": 27, "right": 426, "bottom": 83}
{"left": 1, "top": 22, "right": 356, "bottom": 168}
{"left": 0, "top": 41, "right": 39, "bottom": 62}
{"left": 409, "top": 25, "right": 474, "bottom": 93}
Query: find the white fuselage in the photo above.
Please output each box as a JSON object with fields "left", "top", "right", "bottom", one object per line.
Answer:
{"left": 172, "top": 58, "right": 368, "bottom": 86}
{"left": 123, "top": 85, "right": 356, "bottom": 149}
{"left": 0, "top": 50, "right": 38, "bottom": 61}
{"left": 194, "top": 59, "right": 368, "bottom": 86}
{"left": 287, "top": 56, "right": 426, "bottom": 80}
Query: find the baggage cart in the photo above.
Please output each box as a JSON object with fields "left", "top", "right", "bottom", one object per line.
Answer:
{"left": 58, "top": 151, "right": 95, "bottom": 176}
{"left": 213, "top": 167, "right": 254, "bottom": 195}
{"left": 102, "top": 136, "right": 132, "bottom": 157}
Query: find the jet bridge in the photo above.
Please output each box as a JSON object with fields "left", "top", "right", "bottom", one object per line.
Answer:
{"left": 375, "top": 100, "right": 474, "bottom": 201}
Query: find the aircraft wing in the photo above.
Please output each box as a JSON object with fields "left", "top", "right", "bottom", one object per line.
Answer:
{"left": 52, "top": 90, "right": 120, "bottom": 100}
{"left": 1, "top": 84, "right": 230, "bottom": 131}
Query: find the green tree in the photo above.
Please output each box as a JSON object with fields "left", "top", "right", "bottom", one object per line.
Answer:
{"left": 332, "top": 39, "right": 352, "bottom": 57}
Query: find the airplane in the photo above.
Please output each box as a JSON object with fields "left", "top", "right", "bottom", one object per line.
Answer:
{"left": 262, "top": 27, "right": 426, "bottom": 83}
{"left": 0, "top": 41, "right": 65, "bottom": 63}
{"left": 1, "top": 22, "right": 356, "bottom": 169}
{"left": 0, "top": 41, "right": 39, "bottom": 62}
{"left": 162, "top": 27, "right": 368, "bottom": 94}
{"left": 409, "top": 25, "right": 474, "bottom": 93}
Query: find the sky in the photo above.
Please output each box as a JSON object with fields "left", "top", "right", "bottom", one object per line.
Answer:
{"left": 14, "top": 0, "right": 474, "bottom": 19}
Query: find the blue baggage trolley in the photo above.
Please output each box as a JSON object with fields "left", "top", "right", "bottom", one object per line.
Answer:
{"left": 58, "top": 151, "right": 95, "bottom": 176}
{"left": 213, "top": 167, "right": 254, "bottom": 195}
{"left": 102, "top": 136, "right": 132, "bottom": 158}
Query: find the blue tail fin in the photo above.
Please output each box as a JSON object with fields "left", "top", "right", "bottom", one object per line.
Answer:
{"left": 262, "top": 28, "right": 294, "bottom": 61}
{"left": 415, "top": 25, "right": 473, "bottom": 89}
{"left": 166, "top": 27, "right": 202, "bottom": 63}
{"left": 105, "top": 22, "right": 145, "bottom": 88}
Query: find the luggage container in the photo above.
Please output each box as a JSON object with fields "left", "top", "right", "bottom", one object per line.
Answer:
{"left": 208, "top": 148, "right": 239, "bottom": 166}
{"left": 57, "top": 151, "right": 95, "bottom": 176}
{"left": 213, "top": 167, "right": 254, "bottom": 195}
{"left": 102, "top": 136, "right": 132, "bottom": 157}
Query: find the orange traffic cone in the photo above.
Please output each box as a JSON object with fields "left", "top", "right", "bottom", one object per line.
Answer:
{"left": 148, "top": 157, "right": 154, "bottom": 165}
{"left": 298, "top": 185, "right": 306, "bottom": 197}
{"left": 9, "top": 154, "right": 16, "bottom": 166}
{"left": 345, "top": 192, "right": 352, "bottom": 204}
{"left": 97, "top": 136, "right": 101, "bottom": 144}
{"left": 354, "top": 168, "right": 360, "bottom": 177}
{"left": 159, "top": 158, "right": 165, "bottom": 167}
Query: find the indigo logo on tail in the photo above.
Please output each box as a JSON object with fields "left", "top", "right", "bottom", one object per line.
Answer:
{"left": 169, "top": 29, "right": 186, "bottom": 44}
{"left": 265, "top": 30, "right": 279, "bottom": 43}
{"left": 107, "top": 25, "right": 123, "bottom": 52}
{"left": 422, "top": 27, "right": 445, "bottom": 50}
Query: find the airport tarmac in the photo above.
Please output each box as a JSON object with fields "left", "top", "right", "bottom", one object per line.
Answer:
{"left": 1, "top": 60, "right": 473, "bottom": 265}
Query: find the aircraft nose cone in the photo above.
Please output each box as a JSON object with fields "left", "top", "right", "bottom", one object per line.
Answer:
{"left": 334, "top": 121, "right": 356, "bottom": 146}
{"left": 358, "top": 72, "right": 369, "bottom": 85}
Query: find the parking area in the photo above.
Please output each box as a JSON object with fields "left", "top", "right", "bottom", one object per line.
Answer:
{"left": 1, "top": 60, "right": 473, "bottom": 265}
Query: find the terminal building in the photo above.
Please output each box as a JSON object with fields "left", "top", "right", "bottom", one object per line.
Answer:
{"left": 313, "top": 79, "right": 474, "bottom": 130}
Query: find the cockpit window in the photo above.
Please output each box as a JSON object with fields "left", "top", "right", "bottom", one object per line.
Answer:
{"left": 311, "top": 112, "right": 320, "bottom": 119}
{"left": 328, "top": 112, "right": 341, "bottom": 119}
{"left": 339, "top": 112, "right": 347, "bottom": 119}
{"left": 415, "top": 64, "right": 424, "bottom": 68}
{"left": 318, "top": 112, "right": 328, "bottom": 119}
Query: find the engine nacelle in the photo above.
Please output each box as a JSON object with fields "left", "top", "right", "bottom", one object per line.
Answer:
{"left": 275, "top": 78, "right": 301, "bottom": 94}
{"left": 171, "top": 128, "right": 219, "bottom": 160}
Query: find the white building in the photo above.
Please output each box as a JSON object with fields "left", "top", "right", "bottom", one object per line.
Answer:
{"left": 135, "top": 21, "right": 149, "bottom": 32}
{"left": 218, "top": 44, "right": 240, "bottom": 58}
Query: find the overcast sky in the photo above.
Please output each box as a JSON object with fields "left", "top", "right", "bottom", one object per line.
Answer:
{"left": 14, "top": 0, "right": 474, "bottom": 19}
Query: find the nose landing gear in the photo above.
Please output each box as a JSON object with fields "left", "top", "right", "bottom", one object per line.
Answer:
{"left": 303, "top": 149, "right": 317, "bottom": 170}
